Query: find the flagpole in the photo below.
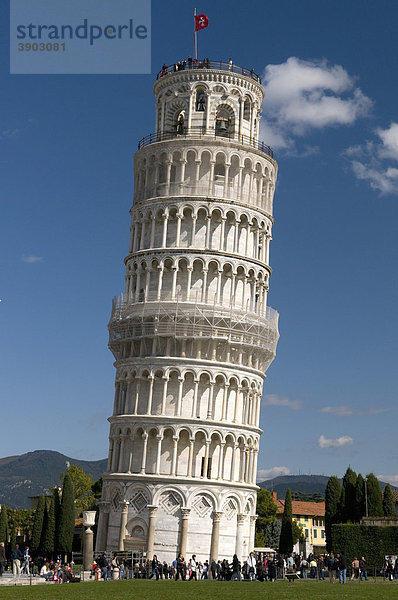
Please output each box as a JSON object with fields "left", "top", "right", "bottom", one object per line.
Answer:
{"left": 194, "top": 8, "right": 197, "bottom": 62}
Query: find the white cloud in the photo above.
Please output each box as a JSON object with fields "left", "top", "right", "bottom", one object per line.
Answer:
{"left": 318, "top": 434, "right": 353, "bottom": 449}
{"left": 377, "top": 474, "right": 398, "bottom": 486}
{"left": 2, "top": 128, "right": 20, "bottom": 139}
{"left": 320, "top": 405, "right": 390, "bottom": 417}
{"left": 22, "top": 255, "right": 43, "bottom": 263}
{"left": 262, "top": 394, "right": 302, "bottom": 410}
{"left": 257, "top": 466, "right": 291, "bottom": 481}
{"left": 345, "top": 122, "right": 398, "bottom": 194}
{"left": 261, "top": 57, "right": 372, "bottom": 150}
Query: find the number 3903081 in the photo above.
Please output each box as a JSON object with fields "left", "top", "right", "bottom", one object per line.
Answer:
{"left": 18, "top": 42, "right": 66, "bottom": 51}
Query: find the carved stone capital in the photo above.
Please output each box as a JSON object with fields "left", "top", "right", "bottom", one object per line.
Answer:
{"left": 212, "top": 511, "right": 223, "bottom": 523}
{"left": 181, "top": 507, "right": 191, "bottom": 519}
{"left": 147, "top": 505, "right": 158, "bottom": 518}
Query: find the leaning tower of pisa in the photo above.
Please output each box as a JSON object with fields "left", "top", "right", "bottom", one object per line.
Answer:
{"left": 96, "top": 60, "right": 279, "bottom": 564}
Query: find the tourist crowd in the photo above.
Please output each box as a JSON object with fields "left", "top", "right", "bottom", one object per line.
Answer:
{"left": 92, "top": 550, "right": 398, "bottom": 582}
{"left": 1, "top": 541, "right": 398, "bottom": 583}
{"left": 157, "top": 57, "right": 259, "bottom": 81}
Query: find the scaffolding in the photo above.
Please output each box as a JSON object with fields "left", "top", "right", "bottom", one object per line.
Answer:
{"left": 108, "top": 294, "right": 279, "bottom": 370}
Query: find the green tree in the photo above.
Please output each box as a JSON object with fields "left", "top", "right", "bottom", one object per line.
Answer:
{"left": 0, "top": 505, "right": 8, "bottom": 543}
{"left": 263, "top": 519, "right": 282, "bottom": 549}
{"left": 255, "top": 489, "right": 278, "bottom": 547}
{"left": 58, "top": 472, "right": 75, "bottom": 556}
{"left": 92, "top": 477, "right": 103, "bottom": 500}
{"left": 279, "top": 488, "right": 294, "bottom": 555}
{"left": 41, "top": 497, "right": 55, "bottom": 557}
{"left": 382, "top": 484, "right": 395, "bottom": 517}
{"left": 31, "top": 494, "right": 46, "bottom": 553}
{"left": 61, "top": 465, "right": 95, "bottom": 515}
{"left": 354, "top": 474, "right": 365, "bottom": 522}
{"left": 340, "top": 467, "right": 357, "bottom": 522}
{"left": 52, "top": 488, "right": 61, "bottom": 554}
{"left": 366, "top": 473, "right": 383, "bottom": 517}
{"left": 325, "top": 475, "right": 341, "bottom": 551}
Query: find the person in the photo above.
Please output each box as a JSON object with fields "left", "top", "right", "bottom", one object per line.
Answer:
{"left": 98, "top": 553, "right": 108, "bottom": 581}
{"left": 175, "top": 553, "right": 185, "bottom": 580}
{"left": 150, "top": 555, "right": 159, "bottom": 580}
{"left": 247, "top": 552, "right": 256, "bottom": 581}
{"left": 309, "top": 557, "right": 317, "bottom": 578}
{"left": 300, "top": 557, "right": 308, "bottom": 579}
{"left": 359, "top": 556, "right": 368, "bottom": 581}
{"left": 317, "top": 555, "right": 325, "bottom": 580}
{"left": 385, "top": 556, "right": 394, "bottom": 581}
{"left": 0, "top": 541, "right": 6, "bottom": 577}
{"left": 202, "top": 560, "right": 209, "bottom": 579}
{"left": 228, "top": 58, "right": 233, "bottom": 71}
{"left": 210, "top": 559, "right": 217, "bottom": 579}
{"left": 351, "top": 557, "right": 359, "bottom": 580}
{"left": 286, "top": 553, "right": 294, "bottom": 573}
{"left": 394, "top": 556, "right": 398, "bottom": 580}
{"left": 11, "top": 544, "right": 23, "bottom": 576}
{"left": 22, "top": 546, "right": 30, "bottom": 575}
{"left": 188, "top": 555, "right": 197, "bottom": 580}
{"left": 231, "top": 554, "right": 242, "bottom": 581}
{"left": 268, "top": 557, "right": 277, "bottom": 582}
{"left": 188, "top": 56, "right": 192, "bottom": 69}
{"left": 327, "top": 553, "right": 336, "bottom": 583}
{"left": 338, "top": 553, "right": 347, "bottom": 584}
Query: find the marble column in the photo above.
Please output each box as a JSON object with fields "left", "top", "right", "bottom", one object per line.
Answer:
{"left": 235, "top": 513, "right": 246, "bottom": 561}
{"left": 209, "top": 511, "right": 222, "bottom": 564}
{"left": 249, "top": 515, "right": 257, "bottom": 553}
{"left": 147, "top": 505, "right": 158, "bottom": 558}
{"left": 118, "top": 501, "right": 129, "bottom": 551}
{"left": 180, "top": 508, "right": 191, "bottom": 558}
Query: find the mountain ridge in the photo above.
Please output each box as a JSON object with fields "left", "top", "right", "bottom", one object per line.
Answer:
{"left": 0, "top": 450, "right": 107, "bottom": 509}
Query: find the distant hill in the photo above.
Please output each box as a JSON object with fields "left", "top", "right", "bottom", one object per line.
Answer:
{"left": 258, "top": 474, "right": 397, "bottom": 499}
{"left": 0, "top": 450, "right": 107, "bottom": 509}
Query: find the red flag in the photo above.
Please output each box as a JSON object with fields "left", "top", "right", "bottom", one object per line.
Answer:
{"left": 195, "top": 14, "right": 209, "bottom": 32}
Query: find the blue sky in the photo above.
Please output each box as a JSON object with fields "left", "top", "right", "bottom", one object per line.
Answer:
{"left": 1, "top": 0, "right": 397, "bottom": 485}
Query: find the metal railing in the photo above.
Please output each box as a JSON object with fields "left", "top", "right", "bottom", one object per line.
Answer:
{"left": 156, "top": 60, "right": 261, "bottom": 83}
{"left": 137, "top": 128, "right": 274, "bottom": 159}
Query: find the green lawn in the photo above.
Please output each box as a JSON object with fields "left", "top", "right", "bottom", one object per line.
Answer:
{"left": 1, "top": 580, "right": 398, "bottom": 600}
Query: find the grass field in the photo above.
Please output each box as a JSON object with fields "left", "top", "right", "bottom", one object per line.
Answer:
{"left": 1, "top": 580, "right": 398, "bottom": 600}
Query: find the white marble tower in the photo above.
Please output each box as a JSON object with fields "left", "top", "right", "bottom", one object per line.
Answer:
{"left": 96, "top": 60, "right": 279, "bottom": 564}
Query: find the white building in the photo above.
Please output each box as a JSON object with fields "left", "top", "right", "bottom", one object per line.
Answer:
{"left": 96, "top": 59, "right": 279, "bottom": 565}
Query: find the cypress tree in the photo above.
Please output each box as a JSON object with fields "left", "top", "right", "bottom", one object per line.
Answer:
{"left": 382, "top": 484, "right": 395, "bottom": 517}
{"left": 354, "top": 473, "right": 365, "bottom": 522}
{"left": 0, "top": 505, "right": 8, "bottom": 543}
{"left": 58, "top": 473, "right": 75, "bottom": 557}
{"left": 41, "top": 498, "right": 55, "bottom": 558}
{"left": 325, "top": 476, "right": 341, "bottom": 551}
{"left": 340, "top": 467, "right": 357, "bottom": 522}
{"left": 52, "top": 488, "right": 61, "bottom": 555}
{"left": 31, "top": 494, "right": 46, "bottom": 554}
{"left": 279, "top": 488, "right": 294, "bottom": 555}
{"left": 365, "top": 473, "right": 383, "bottom": 517}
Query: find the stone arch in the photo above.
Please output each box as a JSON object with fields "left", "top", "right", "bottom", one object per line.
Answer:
{"left": 160, "top": 427, "right": 175, "bottom": 475}
{"left": 197, "top": 372, "right": 211, "bottom": 420}
{"left": 192, "top": 430, "right": 206, "bottom": 478}
{"left": 176, "top": 428, "right": 190, "bottom": 477}
{"left": 198, "top": 150, "right": 211, "bottom": 194}
{"left": 215, "top": 102, "right": 236, "bottom": 137}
